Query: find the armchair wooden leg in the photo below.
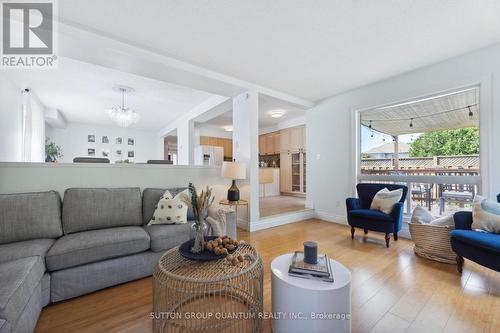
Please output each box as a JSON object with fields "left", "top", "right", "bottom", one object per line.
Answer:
{"left": 363, "top": 229, "right": 368, "bottom": 234}
{"left": 394, "top": 232, "right": 398, "bottom": 241}
{"left": 350, "top": 227, "right": 355, "bottom": 239}
{"left": 385, "top": 233, "right": 390, "bottom": 248}
{"left": 456, "top": 255, "right": 464, "bottom": 273}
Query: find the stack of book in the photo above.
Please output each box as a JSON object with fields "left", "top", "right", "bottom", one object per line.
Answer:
{"left": 288, "top": 251, "right": 334, "bottom": 283}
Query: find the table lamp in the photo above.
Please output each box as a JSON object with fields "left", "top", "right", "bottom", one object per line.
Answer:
{"left": 221, "top": 161, "right": 246, "bottom": 201}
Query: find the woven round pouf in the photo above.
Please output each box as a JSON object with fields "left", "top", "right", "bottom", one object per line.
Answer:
{"left": 152, "top": 242, "right": 263, "bottom": 333}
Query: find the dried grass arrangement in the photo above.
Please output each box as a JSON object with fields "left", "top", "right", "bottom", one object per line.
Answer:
{"left": 181, "top": 183, "right": 215, "bottom": 253}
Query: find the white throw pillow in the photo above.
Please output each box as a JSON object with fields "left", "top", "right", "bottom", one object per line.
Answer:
{"left": 411, "top": 206, "right": 433, "bottom": 224}
{"left": 472, "top": 195, "right": 500, "bottom": 233}
{"left": 370, "top": 188, "right": 403, "bottom": 214}
{"left": 429, "top": 215, "right": 455, "bottom": 227}
{"left": 148, "top": 189, "right": 189, "bottom": 225}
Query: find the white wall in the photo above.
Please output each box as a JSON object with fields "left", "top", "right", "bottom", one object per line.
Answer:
{"left": 0, "top": 76, "right": 23, "bottom": 162}
{"left": 0, "top": 77, "right": 45, "bottom": 162}
{"left": 308, "top": 43, "right": 499, "bottom": 223}
{"left": 232, "top": 91, "right": 259, "bottom": 229}
{"left": 27, "top": 93, "right": 46, "bottom": 162}
{"left": 46, "top": 122, "right": 160, "bottom": 163}
{"left": 0, "top": 163, "right": 230, "bottom": 203}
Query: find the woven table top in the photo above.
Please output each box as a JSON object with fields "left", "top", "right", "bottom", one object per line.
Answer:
{"left": 156, "top": 241, "right": 261, "bottom": 283}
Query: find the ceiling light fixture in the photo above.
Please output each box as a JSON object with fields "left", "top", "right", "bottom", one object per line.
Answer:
{"left": 106, "top": 85, "right": 140, "bottom": 127}
{"left": 223, "top": 125, "right": 233, "bottom": 132}
{"left": 270, "top": 110, "right": 285, "bottom": 118}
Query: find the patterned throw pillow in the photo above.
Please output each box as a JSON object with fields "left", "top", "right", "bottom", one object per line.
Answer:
{"left": 148, "top": 189, "right": 189, "bottom": 225}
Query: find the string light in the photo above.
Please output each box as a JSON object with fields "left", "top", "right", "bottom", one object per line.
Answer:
{"left": 409, "top": 118, "right": 413, "bottom": 128}
{"left": 363, "top": 104, "right": 477, "bottom": 127}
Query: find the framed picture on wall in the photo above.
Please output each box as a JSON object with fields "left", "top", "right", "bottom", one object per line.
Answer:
{"left": 88, "top": 148, "right": 95, "bottom": 156}
{"left": 116, "top": 137, "right": 123, "bottom": 144}
{"left": 102, "top": 149, "right": 110, "bottom": 157}
{"left": 115, "top": 150, "right": 122, "bottom": 157}
{"left": 128, "top": 151, "right": 134, "bottom": 158}
{"left": 128, "top": 138, "right": 135, "bottom": 145}
{"left": 88, "top": 135, "right": 95, "bottom": 143}
{"left": 102, "top": 136, "right": 109, "bottom": 144}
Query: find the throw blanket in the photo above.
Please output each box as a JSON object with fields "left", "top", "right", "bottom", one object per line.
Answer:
{"left": 206, "top": 205, "right": 233, "bottom": 236}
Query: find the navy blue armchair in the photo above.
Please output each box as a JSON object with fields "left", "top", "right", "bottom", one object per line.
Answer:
{"left": 346, "top": 183, "right": 408, "bottom": 248}
{"left": 451, "top": 201, "right": 500, "bottom": 273}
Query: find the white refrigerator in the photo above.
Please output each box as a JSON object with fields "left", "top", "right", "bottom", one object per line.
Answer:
{"left": 194, "top": 145, "right": 224, "bottom": 166}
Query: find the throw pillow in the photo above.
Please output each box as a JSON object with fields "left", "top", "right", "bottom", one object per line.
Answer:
{"left": 429, "top": 214, "right": 455, "bottom": 227}
{"left": 370, "top": 188, "right": 403, "bottom": 214}
{"left": 472, "top": 195, "right": 500, "bottom": 233}
{"left": 148, "top": 189, "right": 189, "bottom": 225}
{"left": 411, "top": 206, "right": 433, "bottom": 224}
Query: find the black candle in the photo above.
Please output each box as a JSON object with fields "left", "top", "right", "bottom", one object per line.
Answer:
{"left": 303, "top": 241, "right": 318, "bottom": 264}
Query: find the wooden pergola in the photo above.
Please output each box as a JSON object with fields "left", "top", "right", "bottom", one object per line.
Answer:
{"left": 361, "top": 87, "right": 479, "bottom": 170}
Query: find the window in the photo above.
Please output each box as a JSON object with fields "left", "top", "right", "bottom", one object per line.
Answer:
{"left": 358, "top": 87, "right": 481, "bottom": 216}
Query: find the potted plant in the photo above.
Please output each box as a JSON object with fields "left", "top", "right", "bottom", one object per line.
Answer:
{"left": 45, "top": 138, "right": 63, "bottom": 162}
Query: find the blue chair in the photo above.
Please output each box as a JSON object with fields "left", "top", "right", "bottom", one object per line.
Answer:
{"left": 346, "top": 183, "right": 408, "bottom": 248}
{"left": 451, "top": 197, "right": 500, "bottom": 273}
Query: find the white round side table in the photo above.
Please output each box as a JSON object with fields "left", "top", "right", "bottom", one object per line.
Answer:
{"left": 271, "top": 253, "right": 352, "bottom": 333}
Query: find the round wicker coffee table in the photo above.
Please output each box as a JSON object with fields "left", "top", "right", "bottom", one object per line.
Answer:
{"left": 152, "top": 242, "right": 263, "bottom": 333}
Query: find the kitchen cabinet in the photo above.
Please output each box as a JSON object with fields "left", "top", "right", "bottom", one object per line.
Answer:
{"left": 280, "top": 128, "right": 291, "bottom": 153}
{"left": 280, "top": 126, "right": 305, "bottom": 153}
{"left": 280, "top": 150, "right": 306, "bottom": 195}
{"left": 265, "top": 133, "right": 275, "bottom": 154}
{"left": 259, "top": 131, "right": 280, "bottom": 155}
{"left": 259, "top": 135, "right": 266, "bottom": 155}
{"left": 279, "top": 125, "right": 306, "bottom": 195}
{"left": 280, "top": 152, "right": 291, "bottom": 193}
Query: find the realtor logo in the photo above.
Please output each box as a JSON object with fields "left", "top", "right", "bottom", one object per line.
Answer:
{"left": 1, "top": 0, "right": 57, "bottom": 68}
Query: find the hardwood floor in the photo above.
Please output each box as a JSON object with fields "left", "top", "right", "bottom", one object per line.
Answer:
{"left": 259, "top": 195, "right": 306, "bottom": 217}
{"left": 35, "top": 219, "right": 500, "bottom": 333}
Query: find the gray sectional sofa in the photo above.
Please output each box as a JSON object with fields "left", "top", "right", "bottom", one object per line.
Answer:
{"left": 0, "top": 187, "right": 236, "bottom": 333}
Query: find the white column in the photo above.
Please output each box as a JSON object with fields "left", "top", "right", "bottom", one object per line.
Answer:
{"left": 177, "top": 119, "right": 194, "bottom": 165}
{"left": 232, "top": 90, "right": 259, "bottom": 230}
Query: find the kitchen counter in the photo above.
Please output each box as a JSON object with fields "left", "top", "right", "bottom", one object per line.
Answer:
{"left": 259, "top": 167, "right": 280, "bottom": 197}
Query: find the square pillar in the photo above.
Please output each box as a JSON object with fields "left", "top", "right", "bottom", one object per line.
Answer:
{"left": 232, "top": 90, "right": 259, "bottom": 230}
{"left": 177, "top": 119, "right": 194, "bottom": 165}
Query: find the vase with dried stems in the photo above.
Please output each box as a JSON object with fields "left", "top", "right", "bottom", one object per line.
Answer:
{"left": 181, "top": 183, "right": 215, "bottom": 253}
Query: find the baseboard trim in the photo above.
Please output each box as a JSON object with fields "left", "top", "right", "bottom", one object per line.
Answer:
{"left": 314, "top": 210, "right": 411, "bottom": 239}
{"left": 314, "top": 210, "right": 348, "bottom": 225}
{"left": 251, "top": 209, "right": 315, "bottom": 232}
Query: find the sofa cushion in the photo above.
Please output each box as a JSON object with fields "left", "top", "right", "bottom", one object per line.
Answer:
{"left": 450, "top": 230, "right": 500, "bottom": 253}
{"left": 0, "top": 239, "right": 54, "bottom": 265}
{"left": 46, "top": 226, "right": 150, "bottom": 271}
{"left": 348, "top": 209, "right": 394, "bottom": 222}
{"left": 0, "top": 319, "right": 10, "bottom": 333}
{"left": 0, "top": 256, "right": 44, "bottom": 325}
{"left": 0, "top": 191, "right": 62, "bottom": 244}
{"left": 62, "top": 188, "right": 142, "bottom": 234}
{"left": 143, "top": 188, "right": 195, "bottom": 225}
{"left": 143, "top": 222, "right": 193, "bottom": 252}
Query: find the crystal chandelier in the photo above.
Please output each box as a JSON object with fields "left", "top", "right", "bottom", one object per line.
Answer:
{"left": 106, "top": 86, "right": 140, "bottom": 127}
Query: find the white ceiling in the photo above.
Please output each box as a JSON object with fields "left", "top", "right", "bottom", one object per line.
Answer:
{"left": 195, "top": 94, "right": 308, "bottom": 132}
{"left": 4, "top": 58, "right": 215, "bottom": 130}
{"left": 57, "top": 0, "right": 500, "bottom": 101}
